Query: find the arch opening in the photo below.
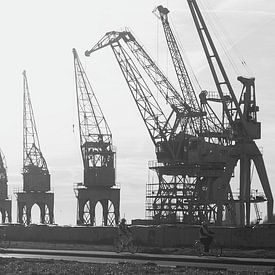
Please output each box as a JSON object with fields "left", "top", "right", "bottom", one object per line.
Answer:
{"left": 31, "top": 203, "right": 41, "bottom": 224}
{"left": 95, "top": 201, "right": 103, "bottom": 226}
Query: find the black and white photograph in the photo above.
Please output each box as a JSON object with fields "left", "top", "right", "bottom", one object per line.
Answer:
{"left": 0, "top": 0, "right": 274, "bottom": 274}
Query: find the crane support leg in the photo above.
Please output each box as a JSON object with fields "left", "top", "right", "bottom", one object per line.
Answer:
{"left": 240, "top": 152, "right": 251, "bottom": 226}
{"left": 252, "top": 152, "right": 274, "bottom": 222}
{"left": 102, "top": 199, "right": 109, "bottom": 226}
{"left": 214, "top": 156, "right": 238, "bottom": 225}
{"left": 40, "top": 203, "right": 46, "bottom": 223}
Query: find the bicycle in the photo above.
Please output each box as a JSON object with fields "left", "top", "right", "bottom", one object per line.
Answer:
{"left": 0, "top": 231, "right": 10, "bottom": 249}
{"left": 113, "top": 233, "right": 139, "bottom": 254}
{"left": 193, "top": 238, "right": 222, "bottom": 257}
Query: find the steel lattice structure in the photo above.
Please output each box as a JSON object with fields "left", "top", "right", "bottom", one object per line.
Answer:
{"left": 23, "top": 71, "right": 49, "bottom": 176}
{"left": 73, "top": 49, "right": 120, "bottom": 226}
{"left": 15, "top": 71, "right": 54, "bottom": 225}
{"left": 86, "top": 31, "right": 231, "bottom": 225}
{"left": 187, "top": 0, "right": 273, "bottom": 225}
{"left": 0, "top": 149, "right": 11, "bottom": 223}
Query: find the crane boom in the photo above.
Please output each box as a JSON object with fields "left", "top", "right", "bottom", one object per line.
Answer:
{"left": 154, "top": 5, "right": 200, "bottom": 111}
{"left": 23, "top": 71, "right": 48, "bottom": 174}
{"left": 86, "top": 31, "right": 187, "bottom": 116}
{"left": 23, "top": 70, "right": 50, "bottom": 192}
{"left": 155, "top": 5, "right": 227, "bottom": 141}
{"left": 86, "top": 32, "right": 180, "bottom": 160}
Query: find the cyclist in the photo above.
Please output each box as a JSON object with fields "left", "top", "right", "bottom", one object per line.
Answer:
{"left": 199, "top": 221, "right": 214, "bottom": 253}
{"left": 118, "top": 218, "right": 132, "bottom": 246}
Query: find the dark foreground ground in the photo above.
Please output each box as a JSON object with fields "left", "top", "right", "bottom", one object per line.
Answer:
{"left": 0, "top": 258, "right": 274, "bottom": 275}
{"left": 0, "top": 242, "right": 274, "bottom": 274}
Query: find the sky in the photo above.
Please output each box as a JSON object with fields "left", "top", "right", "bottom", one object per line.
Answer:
{"left": 0, "top": 0, "right": 275, "bottom": 225}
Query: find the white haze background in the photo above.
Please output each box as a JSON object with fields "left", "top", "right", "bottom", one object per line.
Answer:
{"left": 0, "top": 0, "right": 274, "bottom": 225}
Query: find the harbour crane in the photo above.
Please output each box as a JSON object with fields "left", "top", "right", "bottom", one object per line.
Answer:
{"left": 15, "top": 71, "right": 54, "bottom": 225}
{"left": 186, "top": 0, "right": 273, "bottom": 225}
{"left": 73, "top": 49, "right": 120, "bottom": 226}
{"left": 0, "top": 149, "right": 11, "bottom": 223}
{"left": 86, "top": 29, "right": 233, "bottom": 225}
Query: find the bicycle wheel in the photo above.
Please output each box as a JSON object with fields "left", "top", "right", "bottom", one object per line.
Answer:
{"left": 128, "top": 240, "right": 138, "bottom": 254}
{"left": 113, "top": 238, "right": 123, "bottom": 253}
{"left": 209, "top": 245, "right": 217, "bottom": 256}
{"left": 0, "top": 233, "right": 10, "bottom": 249}
{"left": 193, "top": 240, "right": 203, "bottom": 255}
{"left": 210, "top": 242, "right": 221, "bottom": 257}
{"left": 0, "top": 239, "right": 10, "bottom": 249}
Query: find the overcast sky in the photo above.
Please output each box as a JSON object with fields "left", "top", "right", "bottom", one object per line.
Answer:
{"left": 1, "top": 0, "right": 275, "bottom": 225}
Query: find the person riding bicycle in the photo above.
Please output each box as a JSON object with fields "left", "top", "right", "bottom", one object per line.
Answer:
{"left": 118, "top": 218, "right": 132, "bottom": 246}
{"left": 199, "top": 221, "right": 214, "bottom": 253}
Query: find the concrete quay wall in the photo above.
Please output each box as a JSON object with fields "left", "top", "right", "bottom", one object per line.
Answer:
{"left": 2, "top": 224, "right": 275, "bottom": 249}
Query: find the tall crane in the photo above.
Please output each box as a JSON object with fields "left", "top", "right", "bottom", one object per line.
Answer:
{"left": 15, "top": 71, "right": 54, "bottom": 225}
{"left": 73, "top": 48, "right": 120, "bottom": 226}
{"left": 152, "top": 4, "right": 236, "bottom": 224}
{"left": 0, "top": 149, "right": 11, "bottom": 223}
{"left": 187, "top": 0, "right": 273, "bottom": 225}
{"left": 23, "top": 70, "right": 50, "bottom": 192}
{"left": 86, "top": 30, "right": 232, "bottom": 225}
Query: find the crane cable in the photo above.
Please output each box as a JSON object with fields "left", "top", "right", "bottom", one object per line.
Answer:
{"left": 198, "top": 0, "right": 253, "bottom": 77}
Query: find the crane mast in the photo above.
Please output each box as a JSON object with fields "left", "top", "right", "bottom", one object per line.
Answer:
{"left": 73, "top": 49, "right": 120, "bottom": 226}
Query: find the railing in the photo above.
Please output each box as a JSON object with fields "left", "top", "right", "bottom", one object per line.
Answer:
{"left": 73, "top": 181, "right": 121, "bottom": 190}
{"left": 231, "top": 190, "right": 266, "bottom": 202}
{"left": 148, "top": 160, "right": 163, "bottom": 168}
{"left": 13, "top": 187, "right": 54, "bottom": 195}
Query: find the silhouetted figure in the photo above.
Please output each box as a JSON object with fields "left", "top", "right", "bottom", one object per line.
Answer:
{"left": 199, "top": 222, "right": 214, "bottom": 253}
